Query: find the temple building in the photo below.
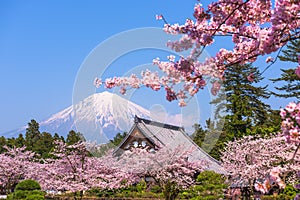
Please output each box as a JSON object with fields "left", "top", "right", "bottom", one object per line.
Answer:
{"left": 113, "top": 116, "right": 225, "bottom": 174}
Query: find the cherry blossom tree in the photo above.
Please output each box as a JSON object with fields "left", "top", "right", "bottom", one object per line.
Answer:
{"left": 26, "top": 141, "right": 135, "bottom": 193}
{"left": 0, "top": 146, "right": 35, "bottom": 193}
{"left": 95, "top": 0, "right": 300, "bottom": 105}
{"left": 281, "top": 102, "right": 300, "bottom": 146}
{"left": 221, "top": 134, "right": 300, "bottom": 194}
{"left": 116, "top": 145, "right": 208, "bottom": 200}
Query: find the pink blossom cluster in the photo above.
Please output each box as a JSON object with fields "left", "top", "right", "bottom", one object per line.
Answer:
{"left": 117, "top": 145, "right": 208, "bottom": 189}
{"left": 222, "top": 134, "right": 300, "bottom": 193}
{"left": 0, "top": 146, "right": 35, "bottom": 193}
{"left": 0, "top": 142, "right": 206, "bottom": 194}
{"left": 26, "top": 141, "right": 135, "bottom": 192}
{"left": 96, "top": 0, "right": 299, "bottom": 104}
{"left": 280, "top": 102, "right": 300, "bottom": 144}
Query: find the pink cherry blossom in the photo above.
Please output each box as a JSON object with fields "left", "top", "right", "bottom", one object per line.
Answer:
{"left": 295, "top": 66, "right": 300, "bottom": 78}
{"left": 155, "top": 15, "right": 163, "bottom": 20}
{"left": 222, "top": 134, "right": 300, "bottom": 194}
{"left": 94, "top": 77, "right": 102, "bottom": 88}
{"left": 247, "top": 73, "right": 255, "bottom": 82}
{"left": 265, "top": 56, "right": 273, "bottom": 63}
{"left": 211, "top": 81, "right": 221, "bottom": 96}
{"left": 96, "top": 0, "right": 300, "bottom": 104}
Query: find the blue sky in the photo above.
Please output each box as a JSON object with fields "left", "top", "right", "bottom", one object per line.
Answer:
{"left": 0, "top": 1, "right": 296, "bottom": 135}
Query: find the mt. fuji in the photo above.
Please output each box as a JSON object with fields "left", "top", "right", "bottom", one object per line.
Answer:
{"left": 5, "top": 92, "right": 152, "bottom": 143}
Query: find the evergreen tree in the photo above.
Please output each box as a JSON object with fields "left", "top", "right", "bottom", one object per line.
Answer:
{"left": 270, "top": 39, "right": 300, "bottom": 100}
{"left": 53, "top": 133, "right": 61, "bottom": 141}
{"left": 15, "top": 134, "right": 25, "bottom": 147}
{"left": 0, "top": 136, "right": 7, "bottom": 153}
{"left": 35, "top": 132, "right": 54, "bottom": 158}
{"left": 109, "top": 132, "right": 127, "bottom": 146}
{"left": 191, "top": 124, "right": 206, "bottom": 148}
{"left": 191, "top": 120, "right": 227, "bottom": 160}
{"left": 25, "top": 119, "right": 41, "bottom": 151}
{"left": 207, "top": 64, "right": 273, "bottom": 159}
{"left": 66, "top": 130, "right": 84, "bottom": 145}
{"left": 211, "top": 64, "right": 271, "bottom": 139}
{"left": 6, "top": 137, "right": 16, "bottom": 148}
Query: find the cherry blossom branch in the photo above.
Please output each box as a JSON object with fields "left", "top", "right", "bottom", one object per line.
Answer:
{"left": 261, "top": 46, "right": 284, "bottom": 74}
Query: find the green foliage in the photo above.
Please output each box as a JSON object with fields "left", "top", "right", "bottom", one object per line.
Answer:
{"left": 34, "top": 132, "right": 54, "bottom": 158}
{"left": 261, "top": 193, "right": 295, "bottom": 200}
{"left": 24, "top": 193, "right": 44, "bottom": 200}
{"left": 282, "top": 184, "right": 299, "bottom": 198}
{"left": 271, "top": 39, "right": 300, "bottom": 100}
{"left": 66, "top": 130, "right": 84, "bottom": 145}
{"left": 15, "top": 180, "right": 41, "bottom": 191}
{"left": 207, "top": 64, "right": 276, "bottom": 159}
{"left": 87, "top": 184, "right": 162, "bottom": 199}
{"left": 15, "top": 134, "right": 25, "bottom": 148}
{"left": 89, "top": 132, "right": 127, "bottom": 157}
{"left": 7, "top": 180, "right": 44, "bottom": 200}
{"left": 161, "top": 180, "right": 180, "bottom": 200}
{"left": 150, "top": 185, "right": 162, "bottom": 193}
{"left": 136, "top": 179, "right": 147, "bottom": 193}
{"left": 178, "top": 171, "right": 228, "bottom": 200}
{"left": 0, "top": 136, "right": 7, "bottom": 153}
{"left": 109, "top": 132, "right": 127, "bottom": 146}
{"left": 211, "top": 64, "right": 271, "bottom": 132}
{"left": 7, "top": 190, "right": 45, "bottom": 200}
{"left": 25, "top": 119, "right": 41, "bottom": 152}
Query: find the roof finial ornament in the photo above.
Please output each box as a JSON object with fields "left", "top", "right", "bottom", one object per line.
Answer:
{"left": 134, "top": 115, "right": 139, "bottom": 123}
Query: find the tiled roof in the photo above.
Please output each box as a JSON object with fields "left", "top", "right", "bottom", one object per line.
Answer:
{"left": 115, "top": 116, "right": 226, "bottom": 174}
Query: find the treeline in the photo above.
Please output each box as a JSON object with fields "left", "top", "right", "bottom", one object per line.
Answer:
{"left": 0, "top": 119, "right": 128, "bottom": 159}
{"left": 0, "top": 119, "right": 83, "bottom": 158}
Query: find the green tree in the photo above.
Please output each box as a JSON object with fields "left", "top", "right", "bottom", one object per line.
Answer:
{"left": 7, "top": 180, "right": 44, "bottom": 200}
{"left": 191, "top": 119, "right": 227, "bottom": 160}
{"left": 179, "top": 171, "right": 228, "bottom": 200}
{"left": 66, "top": 130, "right": 84, "bottom": 145}
{"left": 191, "top": 124, "right": 206, "bottom": 148}
{"left": 193, "top": 171, "right": 228, "bottom": 199}
{"left": 53, "top": 133, "right": 60, "bottom": 141}
{"left": 35, "top": 132, "right": 54, "bottom": 158}
{"left": 0, "top": 136, "right": 7, "bottom": 153}
{"left": 25, "top": 119, "right": 41, "bottom": 151}
{"left": 109, "top": 132, "right": 127, "bottom": 146}
{"left": 211, "top": 64, "right": 271, "bottom": 138}
{"left": 207, "top": 64, "right": 273, "bottom": 159}
{"left": 271, "top": 39, "right": 300, "bottom": 100}
{"left": 15, "top": 134, "right": 25, "bottom": 147}
{"left": 6, "top": 137, "right": 16, "bottom": 148}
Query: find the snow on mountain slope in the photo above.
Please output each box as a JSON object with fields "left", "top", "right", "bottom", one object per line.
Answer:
{"left": 4, "top": 92, "right": 151, "bottom": 143}
{"left": 73, "top": 91, "right": 150, "bottom": 143}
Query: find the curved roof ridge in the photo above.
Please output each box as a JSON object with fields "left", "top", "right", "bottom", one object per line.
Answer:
{"left": 134, "top": 115, "right": 183, "bottom": 131}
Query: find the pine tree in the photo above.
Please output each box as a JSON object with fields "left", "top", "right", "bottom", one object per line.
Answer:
{"left": 53, "top": 133, "right": 61, "bottom": 141}
{"left": 0, "top": 136, "right": 6, "bottom": 153}
{"left": 109, "top": 132, "right": 127, "bottom": 146}
{"left": 15, "top": 134, "right": 25, "bottom": 147}
{"left": 270, "top": 39, "right": 300, "bottom": 100}
{"left": 35, "top": 132, "right": 54, "bottom": 158}
{"left": 211, "top": 64, "right": 271, "bottom": 138}
{"left": 25, "top": 119, "right": 41, "bottom": 151}
{"left": 66, "top": 130, "right": 84, "bottom": 145}
{"left": 208, "top": 64, "right": 272, "bottom": 160}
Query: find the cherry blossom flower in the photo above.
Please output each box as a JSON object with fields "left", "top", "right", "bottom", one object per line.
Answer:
{"left": 265, "top": 56, "right": 273, "bottom": 63}
{"left": 247, "top": 73, "right": 255, "bottom": 82}
{"left": 97, "top": 1, "right": 300, "bottom": 104}
{"left": 155, "top": 14, "right": 163, "bottom": 20}
{"left": 295, "top": 66, "right": 300, "bottom": 78}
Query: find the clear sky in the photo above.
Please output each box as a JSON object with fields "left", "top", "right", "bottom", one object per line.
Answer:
{"left": 0, "top": 1, "right": 296, "bottom": 135}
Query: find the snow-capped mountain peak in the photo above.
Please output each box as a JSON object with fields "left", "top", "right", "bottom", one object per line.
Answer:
{"left": 4, "top": 92, "right": 150, "bottom": 143}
